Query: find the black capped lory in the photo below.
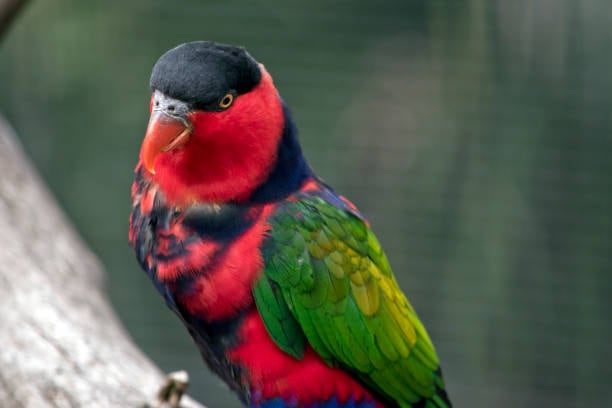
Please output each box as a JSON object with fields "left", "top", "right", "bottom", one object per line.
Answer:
{"left": 129, "top": 41, "right": 452, "bottom": 408}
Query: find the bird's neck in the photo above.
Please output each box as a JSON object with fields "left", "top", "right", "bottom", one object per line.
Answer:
{"left": 248, "top": 102, "right": 312, "bottom": 203}
{"left": 146, "top": 101, "right": 311, "bottom": 208}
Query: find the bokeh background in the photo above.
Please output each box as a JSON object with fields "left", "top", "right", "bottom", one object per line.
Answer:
{"left": 1, "top": 1, "right": 611, "bottom": 407}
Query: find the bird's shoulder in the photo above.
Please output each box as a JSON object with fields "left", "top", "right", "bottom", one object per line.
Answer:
{"left": 264, "top": 178, "right": 394, "bottom": 281}
{"left": 267, "top": 178, "right": 367, "bottom": 230}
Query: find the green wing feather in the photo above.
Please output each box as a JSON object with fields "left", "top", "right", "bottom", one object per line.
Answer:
{"left": 253, "top": 195, "right": 450, "bottom": 407}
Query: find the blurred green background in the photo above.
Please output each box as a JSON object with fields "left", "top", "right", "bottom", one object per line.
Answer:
{"left": 1, "top": 0, "right": 611, "bottom": 407}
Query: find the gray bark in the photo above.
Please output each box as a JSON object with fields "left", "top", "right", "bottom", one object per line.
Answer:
{"left": 0, "top": 116, "right": 205, "bottom": 408}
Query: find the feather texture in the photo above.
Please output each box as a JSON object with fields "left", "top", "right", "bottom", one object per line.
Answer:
{"left": 254, "top": 191, "right": 451, "bottom": 408}
{"left": 130, "top": 41, "right": 451, "bottom": 408}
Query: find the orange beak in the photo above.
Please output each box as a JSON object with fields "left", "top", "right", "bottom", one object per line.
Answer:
{"left": 140, "top": 110, "right": 192, "bottom": 174}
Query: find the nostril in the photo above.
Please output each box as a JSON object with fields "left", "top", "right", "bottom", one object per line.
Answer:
{"left": 155, "top": 100, "right": 159, "bottom": 107}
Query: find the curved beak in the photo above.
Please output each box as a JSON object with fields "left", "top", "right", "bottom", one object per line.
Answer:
{"left": 140, "top": 110, "right": 192, "bottom": 174}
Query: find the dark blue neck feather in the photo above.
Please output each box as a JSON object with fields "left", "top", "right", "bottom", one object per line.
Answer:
{"left": 249, "top": 101, "right": 312, "bottom": 203}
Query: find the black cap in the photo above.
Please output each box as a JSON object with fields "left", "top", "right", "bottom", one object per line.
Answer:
{"left": 150, "top": 41, "right": 262, "bottom": 111}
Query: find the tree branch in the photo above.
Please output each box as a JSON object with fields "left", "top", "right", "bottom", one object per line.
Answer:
{"left": 0, "top": 0, "right": 29, "bottom": 40}
{"left": 0, "top": 7, "right": 206, "bottom": 406}
{"left": 0, "top": 116, "right": 206, "bottom": 407}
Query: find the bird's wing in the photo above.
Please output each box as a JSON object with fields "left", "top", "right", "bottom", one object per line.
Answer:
{"left": 253, "top": 195, "right": 450, "bottom": 407}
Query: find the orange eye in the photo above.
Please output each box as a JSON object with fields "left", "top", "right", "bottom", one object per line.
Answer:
{"left": 219, "top": 93, "right": 234, "bottom": 109}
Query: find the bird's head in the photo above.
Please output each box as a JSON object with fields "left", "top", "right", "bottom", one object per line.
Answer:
{"left": 139, "top": 41, "right": 285, "bottom": 205}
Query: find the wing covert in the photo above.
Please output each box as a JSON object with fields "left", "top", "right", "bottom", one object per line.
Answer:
{"left": 253, "top": 195, "right": 449, "bottom": 407}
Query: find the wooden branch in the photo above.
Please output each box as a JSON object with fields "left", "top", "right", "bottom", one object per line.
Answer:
{"left": 0, "top": 115, "right": 206, "bottom": 408}
{"left": 0, "top": 0, "right": 29, "bottom": 40}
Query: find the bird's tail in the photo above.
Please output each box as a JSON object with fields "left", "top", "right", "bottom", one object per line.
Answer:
{"left": 429, "top": 367, "right": 452, "bottom": 408}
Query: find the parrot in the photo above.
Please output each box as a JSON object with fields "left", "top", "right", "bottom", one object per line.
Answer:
{"left": 129, "top": 41, "right": 452, "bottom": 408}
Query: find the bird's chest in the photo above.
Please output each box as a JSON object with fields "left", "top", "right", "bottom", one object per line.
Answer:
{"left": 129, "top": 178, "right": 272, "bottom": 322}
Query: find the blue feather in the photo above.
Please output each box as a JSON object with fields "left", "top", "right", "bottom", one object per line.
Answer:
{"left": 253, "top": 396, "right": 377, "bottom": 408}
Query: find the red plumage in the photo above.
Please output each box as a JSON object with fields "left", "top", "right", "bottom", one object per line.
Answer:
{"left": 175, "top": 205, "right": 273, "bottom": 321}
{"left": 229, "top": 311, "right": 380, "bottom": 407}
{"left": 130, "top": 41, "right": 449, "bottom": 407}
{"left": 147, "top": 70, "right": 284, "bottom": 206}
